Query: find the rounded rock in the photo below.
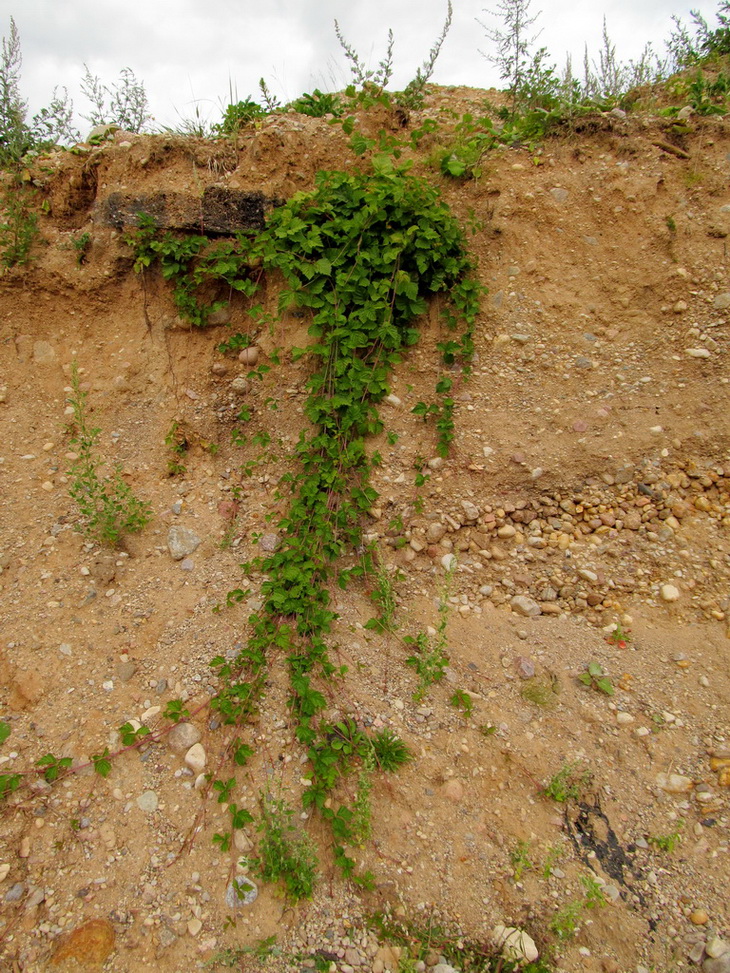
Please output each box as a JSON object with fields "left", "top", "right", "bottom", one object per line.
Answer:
{"left": 167, "top": 722, "right": 201, "bottom": 753}
{"left": 184, "top": 743, "right": 207, "bottom": 774}
{"left": 136, "top": 790, "right": 159, "bottom": 813}
{"left": 660, "top": 584, "right": 681, "bottom": 602}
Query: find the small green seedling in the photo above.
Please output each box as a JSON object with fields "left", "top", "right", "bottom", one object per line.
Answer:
{"left": 578, "top": 662, "right": 614, "bottom": 696}
{"left": 510, "top": 839, "right": 533, "bottom": 880}
{"left": 449, "top": 689, "right": 473, "bottom": 718}
{"left": 605, "top": 622, "right": 632, "bottom": 649}
{"left": 542, "top": 762, "right": 591, "bottom": 803}
{"left": 648, "top": 821, "right": 683, "bottom": 852}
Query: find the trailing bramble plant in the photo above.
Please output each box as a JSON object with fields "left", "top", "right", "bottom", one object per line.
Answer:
{"left": 129, "top": 158, "right": 481, "bottom": 889}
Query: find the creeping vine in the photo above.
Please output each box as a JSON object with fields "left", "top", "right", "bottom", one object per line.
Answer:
{"left": 128, "top": 157, "right": 482, "bottom": 891}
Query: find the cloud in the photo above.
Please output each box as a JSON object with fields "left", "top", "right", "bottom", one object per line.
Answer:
{"left": 5, "top": 0, "right": 723, "bottom": 132}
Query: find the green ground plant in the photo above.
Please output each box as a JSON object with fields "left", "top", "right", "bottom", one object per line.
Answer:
{"left": 334, "top": 2, "right": 453, "bottom": 109}
{"left": 290, "top": 89, "right": 342, "bottom": 117}
{"left": 213, "top": 97, "right": 264, "bottom": 135}
{"left": 450, "top": 688, "right": 474, "bottom": 717}
{"left": 70, "top": 230, "right": 91, "bottom": 265}
{"left": 649, "top": 820, "right": 684, "bottom": 852}
{"left": 405, "top": 561, "right": 456, "bottom": 699}
{"left": 510, "top": 839, "right": 534, "bottom": 880}
{"left": 80, "top": 63, "right": 151, "bottom": 132}
{"left": 369, "top": 909, "right": 552, "bottom": 972}
{"left": 67, "top": 362, "right": 152, "bottom": 545}
{"left": 542, "top": 762, "right": 591, "bottom": 803}
{"left": 249, "top": 794, "right": 318, "bottom": 900}
{"left": 0, "top": 181, "right": 39, "bottom": 267}
{"left": 578, "top": 661, "right": 614, "bottom": 696}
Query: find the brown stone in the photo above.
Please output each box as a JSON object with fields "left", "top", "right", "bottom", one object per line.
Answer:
{"left": 8, "top": 670, "right": 46, "bottom": 712}
{"left": 623, "top": 511, "right": 642, "bottom": 530}
{"left": 51, "top": 918, "right": 116, "bottom": 969}
{"left": 440, "top": 779, "right": 465, "bottom": 802}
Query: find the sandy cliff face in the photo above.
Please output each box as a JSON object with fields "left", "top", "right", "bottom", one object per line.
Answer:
{"left": 0, "top": 92, "right": 728, "bottom": 972}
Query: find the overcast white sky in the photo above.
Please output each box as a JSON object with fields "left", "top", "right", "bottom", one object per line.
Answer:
{"left": 5, "top": 0, "right": 724, "bottom": 133}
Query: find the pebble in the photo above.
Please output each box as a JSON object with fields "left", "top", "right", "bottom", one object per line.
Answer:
{"left": 689, "top": 909, "right": 709, "bottom": 925}
{"left": 187, "top": 917, "right": 203, "bottom": 936}
{"left": 492, "top": 925, "right": 539, "bottom": 963}
{"left": 167, "top": 722, "right": 201, "bottom": 753}
{"left": 686, "top": 348, "right": 711, "bottom": 358}
{"left": 136, "top": 790, "right": 159, "bottom": 812}
{"left": 116, "top": 661, "right": 137, "bottom": 683}
{"left": 706, "top": 938, "right": 730, "bottom": 959}
{"left": 230, "top": 377, "right": 249, "bottom": 393}
{"left": 5, "top": 882, "right": 25, "bottom": 902}
{"left": 167, "top": 525, "right": 202, "bottom": 560}
{"left": 660, "top": 584, "right": 681, "bottom": 602}
{"left": 514, "top": 656, "right": 535, "bottom": 679}
{"left": 51, "top": 919, "right": 116, "bottom": 967}
{"left": 616, "top": 712, "right": 634, "bottom": 725}
{"left": 703, "top": 958, "right": 730, "bottom": 973}
{"left": 441, "top": 553, "right": 457, "bottom": 571}
{"left": 510, "top": 595, "right": 541, "bottom": 617}
{"left": 656, "top": 772, "right": 693, "bottom": 794}
{"left": 440, "top": 779, "right": 464, "bottom": 802}
{"left": 259, "top": 533, "right": 280, "bottom": 553}
{"left": 238, "top": 346, "right": 259, "bottom": 366}
{"left": 0, "top": 863, "right": 9, "bottom": 881}
{"left": 184, "top": 743, "right": 207, "bottom": 774}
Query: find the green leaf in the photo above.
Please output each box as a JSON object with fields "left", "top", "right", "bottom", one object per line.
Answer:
{"left": 92, "top": 748, "right": 112, "bottom": 779}
{"left": 0, "top": 721, "right": 10, "bottom": 746}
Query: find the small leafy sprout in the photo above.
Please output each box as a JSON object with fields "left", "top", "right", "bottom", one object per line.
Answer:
{"left": 92, "top": 748, "right": 112, "bottom": 778}
{"left": 0, "top": 721, "right": 10, "bottom": 746}
{"left": 605, "top": 621, "right": 632, "bottom": 649}
{"left": 36, "top": 753, "right": 73, "bottom": 783}
{"left": 67, "top": 362, "right": 152, "bottom": 545}
{"left": 0, "top": 774, "right": 21, "bottom": 801}
{"left": 163, "top": 699, "right": 190, "bottom": 723}
{"left": 510, "top": 839, "right": 533, "bottom": 880}
{"left": 648, "top": 820, "right": 683, "bottom": 852}
{"left": 479, "top": 722, "right": 497, "bottom": 737}
{"left": 449, "top": 689, "right": 473, "bottom": 718}
{"left": 542, "top": 762, "right": 591, "bottom": 803}
{"left": 217, "top": 332, "right": 252, "bottom": 355}
{"left": 71, "top": 231, "right": 91, "bottom": 265}
{"left": 118, "top": 722, "right": 151, "bottom": 747}
{"left": 212, "top": 831, "right": 232, "bottom": 853}
{"left": 578, "top": 661, "right": 615, "bottom": 696}
{"left": 213, "top": 99, "right": 264, "bottom": 136}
